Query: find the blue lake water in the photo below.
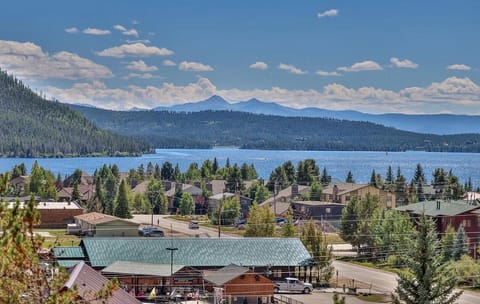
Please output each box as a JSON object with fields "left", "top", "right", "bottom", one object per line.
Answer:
{"left": 0, "top": 149, "right": 479, "bottom": 186}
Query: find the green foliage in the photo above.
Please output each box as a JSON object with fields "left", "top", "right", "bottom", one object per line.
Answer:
{"left": 332, "top": 292, "right": 346, "bottom": 304}
{"left": 445, "top": 255, "right": 480, "bottom": 287}
{"left": 345, "top": 171, "right": 354, "bottom": 183}
{"left": 453, "top": 225, "right": 469, "bottom": 261}
{"left": 114, "top": 180, "right": 131, "bottom": 218}
{"left": 395, "top": 213, "right": 462, "bottom": 304}
{"left": 0, "top": 69, "right": 150, "bottom": 157}
{"left": 441, "top": 225, "right": 456, "bottom": 262}
{"left": 297, "top": 159, "right": 319, "bottom": 185}
{"left": 179, "top": 192, "right": 194, "bottom": 216}
{"left": 70, "top": 102, "right": 480, "bottom": 152}
{"left": 281, "top": 208, "right": 296, "bottom": 237}
{"left": 300, "top": 220, "right": 334, "bottom": 283}
{"left": 244, "top": 203, "right": 275, "bottom": 237}
{"left": 246, "top": 181, "right": 270, "bottom": 204}
{"left": 211, "top": 196, "right": 241, "bottom": 226}
{"left": 145, "top": 178, "right": 167, "bottom": 214}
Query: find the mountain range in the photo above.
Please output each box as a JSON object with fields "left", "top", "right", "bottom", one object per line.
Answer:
{"left": 150, "top": 95, "right": 480, "bottom": 135}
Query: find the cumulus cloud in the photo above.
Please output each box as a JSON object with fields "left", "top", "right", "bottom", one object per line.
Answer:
{"left": 338, "top": 60, "right": 383, "bottom": 72}
{"left": 82, "top": 27, "right": 111, "bottom": 35}
{"left": 447, "top": 64, "right": 471, "bottom": 71}
{"left": 126, "top": 39, "right": 151, "bottom": 44}
{"left": 113, "top": 24, "right": 127, "bottom": 31}
{"left": 0, "top": 40, "right": 113, "bottom": 80}
{"left": 318, "top": 9, "right": 338, "bottom": 18}
{"left": 390, "top": 57, "right": 418, "bottom": 69}
{"left": 278, "top": 63, "right": 308, "bottom": 75}
{"left": 249, "top": 61, "right": 268, "bottom": 70}
{"left": 163, "top": 60, "right": 176, "bottom": 66}
{"left": 96, "top": 43, "right": 174, "bottom": 57}
{"left": 179, "top": 61, "right": 213, "bottom": 72}
{"left": 65, "top": 27, "right": 78, "bottom": 34}
{"left": 316, "top": 70, "right": 341, "bottom": 76}
{"left": 123, "top": 73, "right": 155, "bottom": 80}
{"left": 113, "top": 24, "right": 139, "bottom": 37}
{"left": 126, "top": 60, "right": 158, "bottom": 72}
{"left": 44, "top": 76, "right": 480, "bottom": 113}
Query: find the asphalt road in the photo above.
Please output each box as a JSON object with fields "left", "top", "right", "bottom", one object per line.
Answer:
{"left": 333, "top": 260, "right": 480, "bottom": 304}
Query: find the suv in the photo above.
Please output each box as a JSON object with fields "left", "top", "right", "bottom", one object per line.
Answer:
{"left": 188, "top": 221, "right": 200, "bottom": 229}
{"left": 140, "top": 227, "right": 165, "bottom": 237}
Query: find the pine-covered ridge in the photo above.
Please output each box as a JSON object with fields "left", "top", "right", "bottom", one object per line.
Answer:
{"left": 69, "top": 104, "right": 480, "bottom": 152}
{"left": 0, "top": 70, "right": 151, "bottom": 157}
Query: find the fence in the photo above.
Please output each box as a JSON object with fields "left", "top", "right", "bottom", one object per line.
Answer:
{"left": 274, "top": 295, "right": 304, "bottom": 304}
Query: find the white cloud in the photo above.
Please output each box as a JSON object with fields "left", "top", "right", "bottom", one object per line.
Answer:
{"left": 45, "top": 76, "right": 480, "bottom": 113}
{"left": 338, "top": 60, "right": 383, "bottom": 72}
{"left": 82, "top": 27, "right": 111, "bottom": 35}
{"left": 390, "top": 57, "right": 418, "bottom": 69}
{"left": 132, "top": 20, "right": 139, "bottom": 25}
{"left": 126, "top": 39, "right": 151, "bottom": 44}
{"left": 250, "top": 61, "right": 268, "bottom": 70}
{"left": 163, "top": 60, "right": 176, "bottom": 66}
{"left": 316, "top": 70, "right": 341, "bottom": 76}
{"left": 278, "top": 63, "right": 308, "bottom": 75}
{"left": 122, "top": 29, "right": 139, "bottom": 37}
{"left": 96, "top": 43, "right": 174, "bottom": 57}
{"left": 179, "top": 61, "right": 213, "bottom": 72}
{"left": 447, "top": 64, "right": 471, "bottom": 71}
{"left": 65, "top": 27, "right": 78, "bottom": 34}
{"left": 123, "top": 73, "right": 155, "bottom": 80}
{"left": 318, "top": 9, "right": 338, "bottom": 18}
{"left": 0, "top": 40, "right": 113, "bottom": 80}
{"left": 126, "top": 60, "right": 158, "bottom": 72}
{"left": 113, "top": 24, "right": 127, "bottom": 31}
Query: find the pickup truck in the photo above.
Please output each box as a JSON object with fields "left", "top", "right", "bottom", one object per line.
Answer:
{"left": 274, "top": 278, "right": 313, "bottom": 294}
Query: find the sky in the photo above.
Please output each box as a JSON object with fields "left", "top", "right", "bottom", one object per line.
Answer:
{"left": 0, "top": 0, "right": 479, "bottom": 114}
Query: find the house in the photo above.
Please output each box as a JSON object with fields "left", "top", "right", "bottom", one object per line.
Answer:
{"left": 321, "top": 183, "right": 396, "bottom": 209}
{"left": 292, "top": 201, "right": 344, "bottom": 222}
{"left": 165, "top": 182, "right": 206, "bottom": 214}
{"left": 63, "top": 261, "right": 141, "bottom": 304}
{"left": 4, "top": 200, "right": 84, "bottom": 228}
{"left": 9, "top": 175, "right": 29, "bottom": 195}
{"left": 260, "top": 184, "right": 309, "bottom": 216}
{"left": 204, "top": 264, "right": 274, "bottom": 304}
{"left": 209, "top": 192, "right": 253, "bottom": 218}
{"left": 74, "top": 212, "right": 139, "bottom": 237}
{"left": 397, "top": 199, "right": 480, "bottom": 257}
{"left": 63, "top": 170, "right": 94, "bottom": 186}
{"left": 57, "top": 184, "right": 96, "bottom": 202}
{"left": 206, "top": 179, "right": 227, "bottom": 196}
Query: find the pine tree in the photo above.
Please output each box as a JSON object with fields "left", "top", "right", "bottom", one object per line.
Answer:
{"left": 282, "top": 207, "right": 296, "bottom": 237}
{"left": 345, "top": 171, "right": 354, "bottom": 183}
{"left": 453, "top": 225, "right": 469, "bottom": 261}
{"left": 114, "top": 180, "right": 131, "bottom": 218}
{"left": 395, "top": 213, "right": 462, "bottom": 304}
{"left": 71, "top": 182, "right": 81, "bottom": 202}
{"left": 441, "top": 225, "right": 456, "bottom": 262}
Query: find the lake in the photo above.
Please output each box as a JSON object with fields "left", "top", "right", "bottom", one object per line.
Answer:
{"left": 0, "top": 149, "right": 479, "bottom": 187}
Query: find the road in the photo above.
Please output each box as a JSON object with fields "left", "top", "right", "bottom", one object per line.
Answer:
{"left": 333, "top": 260, "right": 480, "bottom": 304}
{"left": 131, "top": 214, "right": 237, "bottom": 238}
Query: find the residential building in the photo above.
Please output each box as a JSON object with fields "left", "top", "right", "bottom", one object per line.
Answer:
{"left": 57, "top": 184, "right": 95, "bottom": 202}
{"left": 63, "top": 170, "right": 94, "bottom": 186}
{"left": 74, "top": 212, "right": 139, "bottom": 237}
{"left": 321, "top": 183, "right": 396, "bottom": 208}
{"left": 209, "top": 192, "right": 253, "bottom": 218}
{"left": 260, "top": 184, "right": 309, "bottom": 216}
{"left": 9, "top": 175, "right": 29, "bottom": 195}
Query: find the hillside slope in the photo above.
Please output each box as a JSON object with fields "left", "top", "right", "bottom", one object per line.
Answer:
{"left": 70, "top": 104, "right": 480, "bottom": 152}
{"left": 0, "top": 70, "right": 151, "bottom": 157}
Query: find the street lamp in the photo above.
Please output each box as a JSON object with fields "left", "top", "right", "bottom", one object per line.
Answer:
{"left": 166, "top": 246, "right": 178, "bottom": 298}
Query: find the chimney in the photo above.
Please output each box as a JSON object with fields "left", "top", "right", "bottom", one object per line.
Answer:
{"left": 206, "top": 183, "right": 213, "bottom": 193}
{"left": 436, "top": 200, "right": 441, "bottom": 210}
{"left": 333, "top": 185, "right": 339, "bottom": 203}
{"left": 291, "top": 184, "right": 299, "bottom": 198}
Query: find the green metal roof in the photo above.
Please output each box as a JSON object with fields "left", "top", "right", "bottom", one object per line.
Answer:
{"left": 101, "top": 261, "right": 185, "bottom": 277}
{"left": 396, "top": 200, "right": 480, "bottom": 217}
{"left": 57, "top": 259, "right": 84, "bottom": 268}
{"left": 80, "top": 238, "right": 311, "bottom": 268}
{"left": 53, "top": 246, "right": 85, "bottom": 259}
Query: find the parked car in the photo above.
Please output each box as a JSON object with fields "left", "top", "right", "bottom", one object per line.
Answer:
{"left": 139, "top": 227, "right": 164, "bottom": 237}
{"left": 234, "top": 219, "right": 246, "bottom": 227}
{"left": 276, "top": 217, "right": 286, "bottom": 226}
{"left": 188, "top": 221, "right": 200, "bottom": 229}
{"left": 274, "top": 277, "right": 313, "bottom": 294}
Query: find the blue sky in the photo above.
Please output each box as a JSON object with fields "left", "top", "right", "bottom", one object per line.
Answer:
{"left": 0, "top": 0, "right": 479, "bottom": 114}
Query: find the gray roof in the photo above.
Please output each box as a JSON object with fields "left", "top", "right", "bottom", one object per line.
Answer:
{"left": 80, "top": 237, "right": 311, "bottom": 268}
{"left": 204, "top": 264, "right": 250, "bottom": 286}
{"left": 396, "top": 200, "right": 480, "bottom": 217}
{"left": 65, "top": 262, "right": 141, "bottom": 304}
{"left": 102, "top": 261, "right": 185, "bottom": 277}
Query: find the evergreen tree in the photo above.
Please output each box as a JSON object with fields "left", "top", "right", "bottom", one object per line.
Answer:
{"left": 200, "top": 159, "right": 213, "bottom": 180}
{"left": 103, "top": 174, "right": 117, "bottom": 215}
{"left": 212, "top": 157, "right": 219, "bottom": 175}
{"left": 394, "top": 213, "right": 462, "bottom": 304}
{"left": 320, "top": 167, "right": 330, "bottom": 186}
{"left": 161, "top": 161, "right": 174, "bottom": 180}
{"left": 308, "top": 181, "right": 322, "bottom": 201}
{"left": 340, "top": 197, "right": 359, "bottom": 247}
{"left": 173, "top": 163, "right": 182, "bottom": 182}
{"left": 146, "top": 178, "right": 165, "bottom": 214}
{"left": 281, "top": 207, "right": 296, "bottom": 237}
{"left": 385, "top": 165, "right": 393, "bottom": 185}
{"left": 453, "top": 225, "right": 469, "bottom": 261}
{"left": 71, "top": 182, "right": 81, "bottom": 202}
{"left": 370, "top": 169, "right": 378, "bottom": 188}
{"left": 137, "top": 164, "right": 145, "bottom": 181}
{"left": 154, "top": 164, "right": 161, "bottom": 180}
{"left": 114, "top": 180, "right": 131, "bottom": 218}
{"left": 146, "top": 162, "right": 154, "bottom": 178}
{"left": 345, "top": 171, "right": 354, "bottom": 183}
{"left": 441, "top": 225, "right": 456, "bottom": 262}
{"left": 282, "top": 161, "right": 296, "bottom": 185}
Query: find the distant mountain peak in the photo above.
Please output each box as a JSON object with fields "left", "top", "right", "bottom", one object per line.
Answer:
{"left": 204, "top": 95, "right": 228, "bottom": 104}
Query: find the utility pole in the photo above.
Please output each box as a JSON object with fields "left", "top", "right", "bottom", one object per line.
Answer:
{"left": 273, "top": 180, "right": 278, "bottom": 216}
{"left": 218, "top": 194, "right": 224, "bottom": 238}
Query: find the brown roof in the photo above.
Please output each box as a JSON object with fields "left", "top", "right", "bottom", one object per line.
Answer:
{"left": 65, "top": 261, "right": 141, "bottom": 304}
{"left": 322, "top": 183, "right": 370, "bottom": 196}
{"left": 74, "top": 212, "right": 125, "bottom": 225}
{"left": 208, "top": 180, "right": 226, "bottom": 195}
{"left": 131, "top": 180, "right": 149, "bottom": 194}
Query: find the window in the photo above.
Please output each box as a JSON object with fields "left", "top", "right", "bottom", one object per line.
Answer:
{"left": 326, "top": 208, "right": 331, "bottom": 214}
{"left": 273, "top": 269, "right": 282, "bottom": 278}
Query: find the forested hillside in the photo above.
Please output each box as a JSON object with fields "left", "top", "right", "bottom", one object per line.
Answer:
{"left": 70, "top": 104, "right": 480, "bottom": 152}
{"left": 0, "top": 70, "right": 151, "bottom": 157}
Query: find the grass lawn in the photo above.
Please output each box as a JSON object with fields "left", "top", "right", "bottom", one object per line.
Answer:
{"left": 34, "top": 228, "right": 80, "bottom": 248}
